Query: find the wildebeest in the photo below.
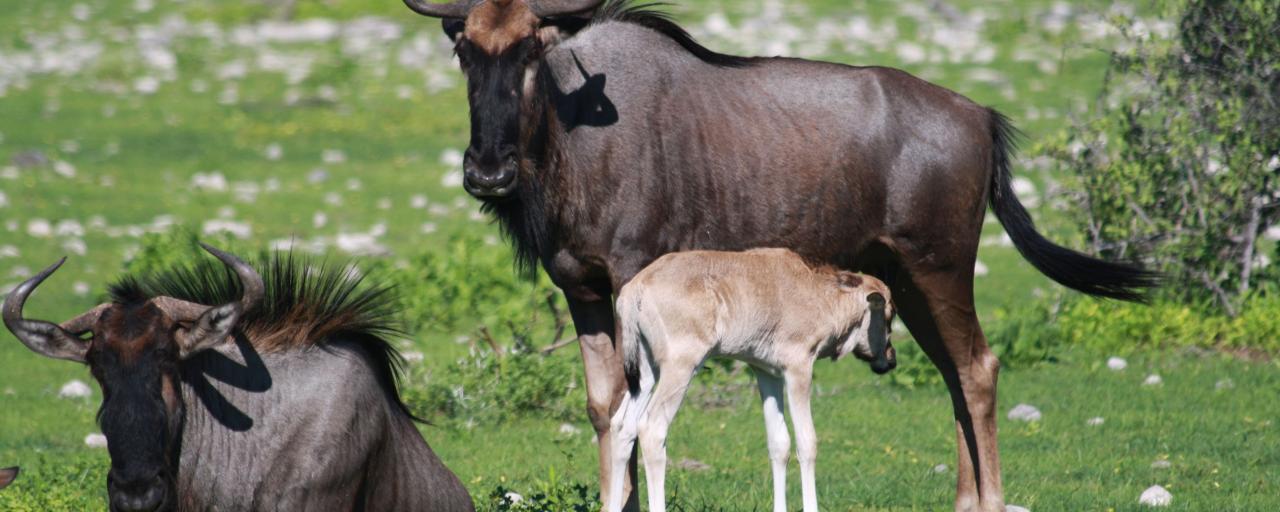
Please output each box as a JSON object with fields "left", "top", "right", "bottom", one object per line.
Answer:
{"left": 609, "top": 248, "right": 896, "bottom": 512}
{"left": 3, "top": 245, "right": 474, "bottom": 512}
{"left": 403, "top": 1, "right": 1156, "bottom": 510}
{"left": 0, "top": 467, "right": 17, "bottom": 491}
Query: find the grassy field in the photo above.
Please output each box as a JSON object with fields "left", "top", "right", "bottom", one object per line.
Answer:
{"left": 0, "top": 0, "right": 1275, "bottom": 510}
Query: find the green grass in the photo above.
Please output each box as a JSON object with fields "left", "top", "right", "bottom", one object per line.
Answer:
{"left": 1, "top": 0, "right": 1275, "bottom": 509}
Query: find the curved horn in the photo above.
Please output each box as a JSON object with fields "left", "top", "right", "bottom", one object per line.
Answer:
{"left": 866, "top": 293, "right": 892, "bottom": 374}
{"left": 3, "top": 258, "right": 91, "bottom": 362}
{"left": 171, "top": 244, "right": 263, "bottom": 358}
{"left": 200, "top": 243, "right": 264, "bottom": 314}
{"left": 403, "top": 0, "right": 477, "bottom": 18}
{"left": 529, "top": 0, "right": 605, "bottom": 17}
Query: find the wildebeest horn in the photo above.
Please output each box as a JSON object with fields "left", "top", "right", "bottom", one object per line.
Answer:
{"left": 528, "top": 0, "right": 605, "bottom": 17}
{"left": 200, "top": 243, "right": 264, "bottom": 313}
{"left": 3, "top": 258, "right": 92, "bottom": 363}
{"left": 866, "top": 293, "right": 893, "bottom": 374}
{"left": 170, "top": 244, "right": 264, "bottom": 357}
{"left": 402, "top": 0, "right": 479, "bottom": 18}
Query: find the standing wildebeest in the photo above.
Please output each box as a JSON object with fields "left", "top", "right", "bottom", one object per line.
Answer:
{"left": 403, "top": 1, "right": 1156, "bottom": 510}
{"left": 610, "top": 248, "right": 897, "bottom": 512}
{"left": 3, "top": 245, "right": 474, "bottom": 512}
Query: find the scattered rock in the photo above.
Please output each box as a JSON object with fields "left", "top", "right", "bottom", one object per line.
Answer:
{"left": 1007, "top": 404, "right": 1042, "bottom": 422}
{"left": 1143, "top": 374, "right": 1163, "bottom": 387}
{"left": 84, "top": 433, "right": 108, "bottom": 448}
{"left": 58, "top": 380, "right": 92, "bottom": 399}
{"left": 558, "top": 423, "right": 582, "bottom": 436}
{"left": 1150, "top": 460, "right": 1172, "bottom": 470}
{"left": 1215, "top": 378, "right": 1234, "bottom": 391}
{"left": 1006, "top": 505, "right": 1031, "bottom": 512}
{"left": 1139, "top": 485, "right": 1172, "bottom": 506}
{"left": 932, "top": 464, "right": 948, "bottom": 474}
{"left": 1086, "top": 417, "right": 1105, "bottom": 426}
{"left": 1107, "top": 357, "right": 1128, "bottom": 371}
{"left": 504, "top": 492, "right": 523, "bottom": 504}
{"left": 675, "top": 458, "right": 712, "bottom": 472}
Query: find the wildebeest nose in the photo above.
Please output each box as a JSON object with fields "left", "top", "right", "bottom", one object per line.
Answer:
{"left": 462, "top": 156, "right": 519, "bottom": 197}
{"left": 111, "top": 476, "right": 165, "bottom": 512}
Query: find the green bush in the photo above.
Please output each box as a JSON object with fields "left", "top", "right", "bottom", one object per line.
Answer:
{"left": 1039, "top": 0, "right": 1280, "bottom": 314}
{"left": 404, "top": 348, "right": 584, "bottom": 424}
{"left": 1054, "top": 294, "right": 1280, "bottom": 355}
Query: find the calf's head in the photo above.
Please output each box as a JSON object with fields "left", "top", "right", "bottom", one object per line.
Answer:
{"left": 404, "top": 0, "right": 604, "bottom": 198}
{"left": 834, "top": 272, "right": 897, "bottom": 374}
{"left": 3, "top": 244, "right": 262, "bottom": 512}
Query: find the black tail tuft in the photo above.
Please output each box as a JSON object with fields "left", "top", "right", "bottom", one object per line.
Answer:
{"left": 987, "top": 109, "right": 1160, "bottom": 302}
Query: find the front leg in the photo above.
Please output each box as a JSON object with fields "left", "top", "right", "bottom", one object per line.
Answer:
{"left": 755, "top": 371, "right": 790, "bottom": 512}
{"left": 566, "top": 297, "right": 636, "bottom": 512}
{"left": 786, "top": 367, "right": 820, "bottom": 512}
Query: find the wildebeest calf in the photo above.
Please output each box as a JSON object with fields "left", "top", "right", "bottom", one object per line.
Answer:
{"left": 607, "top": 248, "right": 896, "bottom": 512}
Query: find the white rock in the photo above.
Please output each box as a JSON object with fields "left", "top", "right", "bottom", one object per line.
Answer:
{"left": 1107, "top": 357, "right": 1128, "bottom": 371}
{"left": 27, "top": 219, "right": 52, "bottom": 238}
{"left": 1007, "top": 403, "right": 1042, "bottom": 422}
{"left": 1139, "top": 485, "right": 1172, "bottom": 506}
{"left": 402, "top": 351, "right": 425, "bottom": 364}
{"left": 1086, "top": 417, "right": 1105, "bottom": 426}
{"left": 322, "top": 149, "right": 346, "bottom": 164}
{"left": 1215, "top": 378, "right": 1234, "bottom": 391}
{"left": 0, "top": 190, "right": 7, "bottom": 208}
{"left": 264, "top": 143, "right": 283, "bottom": 161}
{"left": 1150, "top": 460, "right": 1172, "bottom": 469}
{"left": 73, "top": 281, "right": 90, "bottom": 296}
{"left": 53, "top": 160, "right": 77, "bottom": 178}
{"left": 933, "top": 463, "right": 948, "bottom": 474}
{"left": 504, "top": 492, "right": 523, "bottom": 503}
{"left": 558, "top": 423, "right": 582, "bottom": 436}
{"left": 59, "top": 380, "right": 92, "bottom": 399}
{"left": 440, "top": 148, "right": 464, "bottom": 168}
{"left": 202, "top": 220, "right": 251, "bottom": 239}
{"left": 442, "top": 170, "right": 463, "bottom": 188}
{"left": 1006, "top": 506, "right": 1031, "bottom": 512}
{"left": 191, "top": 172, "right": 228, "bottom": 192}
{"left": 84, "top": 433, "right": 108, "bottom": 448}
{"left": 974, "top": 260, "right": 989, "bottom": 277}
{"left": 1143, "top": 374, "right": 1163, "bottom": 386}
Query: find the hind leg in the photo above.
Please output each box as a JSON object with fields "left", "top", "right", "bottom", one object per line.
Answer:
{"left": 637, "top": 358, "right": 698, "bottom": 512}
{"left": 755, "top": 371, "right": 790, "bottom": 512}
{"left": 607, "top": 344, "right": 655, "bottom": 512}
{"left": 895, "top": 271, "right": 1004, "bottom": 512}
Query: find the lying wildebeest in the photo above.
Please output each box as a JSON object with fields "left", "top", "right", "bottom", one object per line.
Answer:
{"left": 0, "top": 467, "right": 17, "bottom": 491}
{"left": 608, "top": 248, "right": 895, "bottom": 512}
{"left": 403, "top": 1, "right": 1157, "bottom": 509}
{"left": 3, "top": 245, "right": 474, "bottom": 512}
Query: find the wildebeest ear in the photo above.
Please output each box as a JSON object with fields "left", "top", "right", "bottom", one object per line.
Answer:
{"left": 836, "top": 271, "right": 864, "bottom": 291}
{"left": 442, "top": 18, "right": 465, "bottom": 42}
{"left": 0, "top": 466, "right": 18, "bottom": 490}
{"left": 177, "top": 303, "right": 240, "bottom": 359}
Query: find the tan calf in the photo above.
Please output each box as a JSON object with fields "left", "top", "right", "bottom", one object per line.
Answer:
{"left": 606, "top": 248, "right": 896, "bottom": 512}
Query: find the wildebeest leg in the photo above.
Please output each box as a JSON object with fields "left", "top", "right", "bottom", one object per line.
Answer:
{"left": 784, "top": 366, "right": 819, "bottom": 512}
{"left": 607, "top": 344, "right": 654, "bottom": 512}
{"left": 637, "top": 359, "right": 697, "bottom": 512}
{"left": 894, "top": 272, "right": 1004, "bottom": 512}
{"left": 566, "top": 298, "right": 636, "bottom": 511}
{"left": 755, "top": 371, "right": 790, "bottom": 512}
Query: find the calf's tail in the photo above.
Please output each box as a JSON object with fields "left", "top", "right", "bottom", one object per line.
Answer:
{"left": 987, "top": 109, "right": 1160, "bottom": 301}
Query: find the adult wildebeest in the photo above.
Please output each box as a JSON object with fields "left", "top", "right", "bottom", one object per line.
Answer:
{"left": 402, "top": 1, "right": 1156, "bottom": 510}
{"left": 3, "top": 245, "right": 474, "bottom": 512}
{"left": 0, "top": 467, "right": 17, "bottom": 491}
{"left": 610, "top": 248, "right": 897, "bottom": 512}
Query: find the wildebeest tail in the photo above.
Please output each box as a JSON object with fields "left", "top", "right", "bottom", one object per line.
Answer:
{"left": 987, "top": 109, "right": 1159, "bottom": 301}
{"left": 616, "top": 291, "right": 643, "bottom": 393}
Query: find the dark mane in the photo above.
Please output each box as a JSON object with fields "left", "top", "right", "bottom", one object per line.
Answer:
{"left": 590, "top": 1, "right": 756, "bottom": 68}
{"left": 108, "top": 253, "right": 419, "bottom": 421}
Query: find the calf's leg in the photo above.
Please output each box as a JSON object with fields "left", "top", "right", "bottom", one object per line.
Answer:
{"left": 755, "top": 371, "right": 790, "bottom": 512}
{"left": 607, "top": 344, "right": 655, "bottom": 512}
{"left": 785, "top": 367, "right": 819, "bottom": 512}
{"left": 637, "top": 359, "right": 698, "bottom": 512}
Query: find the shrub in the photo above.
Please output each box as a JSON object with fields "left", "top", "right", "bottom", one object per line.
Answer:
{"left": 403, "top": 348, "right": 584, "bottom": 424}
{"left": 1039, "top": 0, "right": 1280, "bottom": 314}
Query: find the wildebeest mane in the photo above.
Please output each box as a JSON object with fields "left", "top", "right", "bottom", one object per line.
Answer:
{"left": 108, "top": 253, "right": 420, "bottom": 420}
{"left": 590, "top": 1, "right": 756, "bottom": 68}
